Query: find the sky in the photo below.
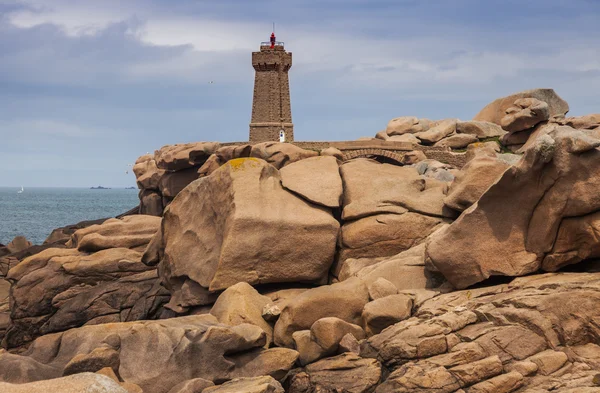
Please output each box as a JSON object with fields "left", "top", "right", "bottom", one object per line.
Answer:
{"left": 1, "top": 0, "right": 599, "bottom": 187}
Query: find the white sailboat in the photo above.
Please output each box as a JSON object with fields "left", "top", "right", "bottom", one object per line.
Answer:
{"left": 17, "top": 186, "right": 23, "bottom": 194}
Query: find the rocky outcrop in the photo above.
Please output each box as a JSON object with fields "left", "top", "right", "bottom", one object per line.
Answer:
{"left": 500, "top": 98, "right": 550, "bottom": 133}
{"left": 428, "top": 127, "right": 600, "bottom": 288}
{"left": 563, "top": 113, "right": 600, "bottom": 130}
{"left": 0, "top": 315, "right": 297, "bottom": 393}
{"left": 5, "top": 246, "right": 169, "bottom": 347}
{"left": 210, "top": 282, "right": 274, "bottom": 345}
{"left": 66, "top": 215, "right": 161, "bottom": 253}
{"left": 379, "top": 115, "right": 509, "bottom": 153}
{"left": 386, "top": 117, "right": 432, "bottom": 136}
{"left": 160, "top": 158, "right": 339, "bottom": 311}
{"left": 339, "top": 212, "right": 444, "bottom": 261}
{"left": 474, "top": 88, "right": 569, "bottom": 128}
{"left": 456, "top": 121, "right": 507, "bottom": 138}
{"left": 364, "top": 272, "right": 600, "bottom": 392}
{"left": 133, "top": 154, "right": 165, "bottom": 190}
{"left": 340, "top": 158, "right": 453, "bottom": 221}
{"left": 280, "top": 156, "right": 342, "bottom": 208}
{"left": 353, "top": 243, "right": 446, "bottom": 291}
{"left": 415, "top": 119, "right": 458, "bottom": 144}
{"left": 5, "top": 236, "right": 32, "bottom": 254}
{"left": 6, "top": 88, "right": 600, "bottom": 393}
{"left": 287, "top": 353, "right": 382, "bottom": 393}
{"left": 155, "top": 142, "right": 220, "bottom": 171}
{"left": 0, "top": 278, "right": 9, "bottom": 342}
{"left": 133, "top": 143, "right": 219, "bottom": 216}
{"left": 274, "top": 278, "right": 369, "bottom": 348}
{"left": 443, "top": 154, "right": 511, "bottom": 212}
{"left": 197, "top": 143, "right": 318, "bottom": 177}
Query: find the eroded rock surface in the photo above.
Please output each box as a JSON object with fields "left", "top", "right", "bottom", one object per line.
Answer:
{"left": 160, "top": 158, "right": 339, "bottom": 311}
{"left": 428, "top": 128, "right": 600, "bottom": 288}
{"left": 0, "top": 315, "right": 296, "bottom": 393}
{"left": 5, "top": 246, "right": 169, "bottom": 348}
{"left": 366, "top": 272, "right": 600, "bottom": 392}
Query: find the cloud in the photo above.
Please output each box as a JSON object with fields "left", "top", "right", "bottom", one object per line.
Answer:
{"left": 1, "top": 0, "right": 600, "bottom": 187}
{"left": 0, "top": 119, "right": 106, "bottom": 138}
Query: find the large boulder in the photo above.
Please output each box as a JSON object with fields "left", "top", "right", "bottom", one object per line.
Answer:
{"left": 386, "top": 117, "right": 432, "bottom": 136}
{"left": 210, "top": 282, "right": 274, "bottom": 345}
{"left": 274, "top": 278, "right": 369, "bottom": 348}
{"left": 158, "top": 167, "right": 200, "bottom": 198}
{"left": 280, "top": 155, "right": 342, "bottom": 208}
{"left": 414, "top": 119, "right": 457, "bottom": 144}
{"left": 44, "top": 217, "right": 109, "bottom": 246}
{"left": 188, "top": 142, "right": 221, "bottom": 166}
{"left": 133, "top": 155, "right": 165, "bottom": 190}
{"left": 427, "top": 127, "right": 600, "bottom": 288}
{"left": 154, "top": 142, "right": 220, "bottom": 171}
{"left": 443, "top": 155, "right": 510, "bottom": 212}
{"left": 139, "top": 190, "right": 164, "bottom": 216}
{"left": 6, "top": 236, "right": 32, "bottom": 254}
{"left": 340, "top": 158, "right": 453, "bottom": 221}
{"left": 339, "top": 213, "right": 444, "bottom": 262}
{"left": 354, "top": 243, "right": 446, "bottom": 291}
{"left": 310, "top": 317, "right": 365, "bottom": 353}
{"left": 542, "top": 211, "right": 600, "bottom": 271}
{"left": 5, "top": 247, "right": 169, "bottom": 348}
{"left": 66, "top": 215, "right": 161, "bottom": 253}
{"left": 500, "top": 97, "right": 550, "bottom": 133}
{"left": 473, "top": 88, "right": 569, "bottom": 127}
{"left": 434, "top": 133, "right": 478, "bottom": 149}
{"left": 160, "top": 158, "right": 339, "bottom": 308}
{"left": 287, "top": 353, "right": 382, "bottom": 393}
{"left": 362, "top": 294, "right": 413, "bottom": 336}
{"left": 563, "top": 113, "right": 600, "bottom": 130}
{"left": 456, "top": 121, "right": 507, "bottom": 139}
{"left": 0, "top": 315, "right": 295, "bottom": 393}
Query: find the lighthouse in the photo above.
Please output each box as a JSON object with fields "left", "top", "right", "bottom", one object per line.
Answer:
{"left": 249, "top": 31, "right": 294, "bottom": 143}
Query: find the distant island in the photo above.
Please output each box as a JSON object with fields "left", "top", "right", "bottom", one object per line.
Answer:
{"left": 125, "top": 186, "right": 136, "bottom": 189}
{"left": 90, "top": 186, "right": 111, "bottom": 190}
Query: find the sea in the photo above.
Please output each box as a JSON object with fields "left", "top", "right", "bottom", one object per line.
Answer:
{"left": 0, "top": 187, "right": 139, "bottom": 246}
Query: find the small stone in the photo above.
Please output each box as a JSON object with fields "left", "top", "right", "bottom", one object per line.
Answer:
{"left": 337, "top": 333, "right": 361, "bottom": 355}
{"left": 401, "top": 150, "right": 427, "bottom": 164}
{"left": 362, "top": 294, "right": 413, "bottom": 336}
{"left": 367, "top": 278, "right": 398, "bottom": 300}
{"left": 293, "top": 330, "right": 327, "bottom": 366}
{"left": 320, "top": 147, "right": 343, "bottom": 160}
{"left": 63, "top": 346, "right": 120, "bottom": 376}
{"left": 262, "top": 304, "right": 282, "bottom": 323}
{"left": 310, "top": 317, "right": 366, "bottom": 353}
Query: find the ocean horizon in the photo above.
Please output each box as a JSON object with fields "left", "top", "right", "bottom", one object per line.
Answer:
{"left": 0, "top": 187, "right": 139, "bottom": 245}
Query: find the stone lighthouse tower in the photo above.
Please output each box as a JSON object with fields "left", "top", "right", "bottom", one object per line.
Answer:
{"left": 249, "top": 32, "right": 294, "bottom": 143}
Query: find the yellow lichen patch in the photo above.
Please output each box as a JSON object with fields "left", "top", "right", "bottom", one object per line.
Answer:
{"left": 226, "top": 157, "right": 262, "bottom": 171}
